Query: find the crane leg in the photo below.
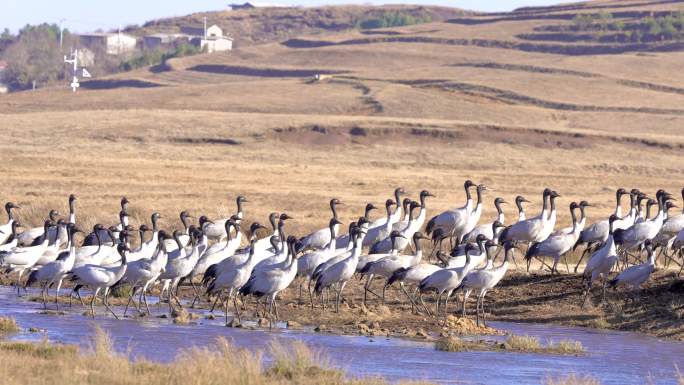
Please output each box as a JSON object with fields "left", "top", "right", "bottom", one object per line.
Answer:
{"left": 41, "top": 285, "right": 48, "bottom": 310}
{"left": 76, "top": 288, "right": 86, "bottom": 307}
{"left": 123, "top": 286, "right": 137, "bottom": 317}
{"left": 189, "top": 279, "right": 202, "bottom": 308}
{"left": 224, "top": 296, "right": 229, "bottom": 326}
{"left": 417, "top": 292, "right": 431, "bottom": 316}
{"left": 601, "top": 280, "right": 607, "bottom": 303}
{"left": 233, "top": 295, "right": 241, "bottom": 324}
{"left": 90, "top": 288, "right": 100, "bottom": 318}
{"left": 308, "top": 278, "right": 315, "bottom": 310}
{"left": 574, "top": 243, "right": 592, "bottom": 273}
{"left": 462, "top": 290, "right": 470, "bottom": 317}
{"left": 399, "top": 284, "right": 418, "bottom": 314}
{"left": 209, "top": 291, "right": 222, "bottom": 313}
{"left": 103, "top": 291, "right": 119, "bottom": 320}
{"left": 481, "top": 294, "right": 488, "bottom": 327}
{"left": 142, "top": 288, "right": 151, "bottom": 316}
{"left": 580, "top": 283, "right": 591, "bottom": 309}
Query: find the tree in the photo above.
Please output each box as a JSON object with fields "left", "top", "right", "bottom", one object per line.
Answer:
{"left": 572, "top": 14, "right": 594, "bottom": 31}
{"left": 660, "top": 16, "right": 677, "bottom": 40}
{"left": 1, "top": 24, "right": 65, "bottom": 90}
{"left": 597, "top": 11, "right": 613, "bottom": 32}
{"left": 0, "top": 28, "right": 12, "bottom": 41}
{"left": 645, "top": 16, "right": 661, "bottom": 38}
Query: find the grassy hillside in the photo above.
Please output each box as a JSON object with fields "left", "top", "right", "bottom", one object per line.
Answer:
{"left": 131, "top": 5, "right": 470, "bottom": 46}
{"left": 0, "top": 0, "right": 683, "bottom": 237}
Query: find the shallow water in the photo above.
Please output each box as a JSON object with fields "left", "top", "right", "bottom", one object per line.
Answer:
{"left": 1, "top": 286, "right": 682, "bottom": 385}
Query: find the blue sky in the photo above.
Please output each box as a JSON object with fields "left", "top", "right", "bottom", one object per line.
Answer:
{"left": 3, "top": 0, "right": 561, "bottom": 33}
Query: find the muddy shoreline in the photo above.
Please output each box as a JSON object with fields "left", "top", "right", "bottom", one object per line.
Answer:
{"left": 8, "top": 267, "right": 683, "bottom": 342}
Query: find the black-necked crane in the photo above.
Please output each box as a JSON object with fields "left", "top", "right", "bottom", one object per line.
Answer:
{"left": 159, "top": 228, "right": 203, "bottom": 313}
{"left": 17, "top": 209, "right": 60, "bottom": 246}
{"left": 25, "top": 223, "right": 82, "bottom": 310}
{"left": 119, "top": 230, "right": 171, "bottom": 316}
{"left": 364, "top": 199, "right": 396, "bottom": 247}
{"left": 426, "top": 180, "right": 476, "bottom": 247}
{"left": 297, "top": 218, "right": 342, "bottom": 307}
{"left": 206, "top": 223, "right": 266, "bottom": 325}
{"left": 525, "top": 202, "right": 579, "bottom": 274}
{"left": 461, "top": 184, "right": 487, "bottom": 243}
{"left": 70, "top": 242, "right": 130, "bottom": 319}
{"left": 362, "top": 232, "right": 430, "bottom": 305}
{"left": 240, "top": 236, "right": 300, "bottom": 320}
{"left": 459, "top": 241, "right": 514, "bottom": 326}
{"left": 0, "top": 202, "right": 20, "bottom": 245}
{"left": 0, "top": 220, "right": 54, "bottom": 295}
{"left": 0, "top": 221, "right": 21, "bottom": 252}
{"left": 385, "top": 235, "right": 448, "bottom": 313}
{"left": 335, "top": 203, "right": 376, "bottom": 250}
{"left": 370, "top": 201, "right": 420, "bottom": 254}
{"left": 314, "top": 227, "right": 364, "bottom": 313}
{"left": 498, "top": 189, "right": 557, "bottom": 266}
{"left": 297, "top": 198, "right": 342, "bottom": 252}
{"left": 203, "top": 195, "right": 248, "bottom": 241}
{"left": 581, "top": 215, "right": 620, "bottom": 307}
{"left": 614, "top": 190, "right": 674, "bottom": 259}
{"left": 463, "top": 197, "right": 506, "bottom": 244}
{"left": 608, "top": 240, "right": 657, "bottom": 299}
{"left": 418, "top": 243, "right": 476, "bottom": 316}
{"left": 515, "top": 195, "right": 530, "bottom": 222}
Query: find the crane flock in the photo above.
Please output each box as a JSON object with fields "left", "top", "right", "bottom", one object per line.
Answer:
{"left": 0, "top": 183, "right": 681, "bottom": 328}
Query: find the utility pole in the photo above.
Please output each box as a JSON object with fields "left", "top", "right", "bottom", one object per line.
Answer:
{"left": 59, "top": 18, "right": 66, "bottom": 49}
{"left": 204, "top": 16, "right": 207, "bottom": 40}
{"left": 64, "top": 49, "right": 80, "bottom": 92}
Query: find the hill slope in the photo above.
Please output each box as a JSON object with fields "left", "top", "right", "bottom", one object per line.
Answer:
{"left": 130, "top": 5, "right": 470, "bottom": 46}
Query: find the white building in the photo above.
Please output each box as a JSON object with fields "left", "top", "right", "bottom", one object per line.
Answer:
{"left": 79, "top": 32, "right": 137, "bottom": 55}
{"left": 190, "top": 25, "right": 233, "bottom": 53}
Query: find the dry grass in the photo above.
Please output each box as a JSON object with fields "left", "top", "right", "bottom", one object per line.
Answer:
{"left": 503, "top": 335, "right": 585, "bottom": 355}
{"left": 544, "top": 373, "right": 602, "bottom": 385}
{"left": 434, "top": 336, "right": 467, "bottom": 352}
{"left": 0, "top": 326, "right": 423, "bottom": 385}
{"left": 549, "top": 339, "right": 586, "bottom": 355}
{"left": 0, "top": 317, "right": 20, "bottom": 334}
{"left": 435, "top": 334, "right": 584, "bottom": 355}
{"left": 504, "top": 334, "right": 542, "bottom": 351}
{"left": 586, "top": 317, "right": 611, "bottom": 330}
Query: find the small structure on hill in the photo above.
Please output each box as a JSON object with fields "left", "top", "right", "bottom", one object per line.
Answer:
{"left": 143, "top": 33, "right": 191, "bottom": 50}
{"left": 79, "top": 32, "right": 137, "bottom": 55}
{"left": 188, "top": 24, "right": 233, "bottom": 53}
{"left": 229, "top": 2, "right": 256, "bottom": 10}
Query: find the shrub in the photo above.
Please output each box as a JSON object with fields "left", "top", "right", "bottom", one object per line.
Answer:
{"left": 504, "top": 335, "right": 541, "bottom": 351}
{"left": 0, "top": 317, "right": 20, "bottom": 334}
{"left": 435, "top": 336, "right": 466, "bottom": 352}
{"left": 544, "top": 373, "right": 601, "bottom": 385}
{"left": 357, "top": 11, "right": 431, "bottom": 30}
